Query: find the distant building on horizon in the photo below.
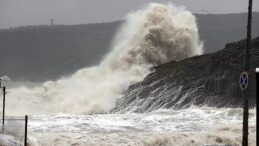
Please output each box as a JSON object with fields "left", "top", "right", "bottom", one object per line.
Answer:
{"left": 50, "top": 19, "right": 54, "bottom": 26}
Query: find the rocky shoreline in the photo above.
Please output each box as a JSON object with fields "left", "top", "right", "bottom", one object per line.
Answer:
{"left": 113, "top": 37, "right": 259, "bottom": 113}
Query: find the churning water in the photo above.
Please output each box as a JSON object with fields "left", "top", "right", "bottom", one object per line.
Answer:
{"left": 0, "top": 3, "right": 254, "bottom": 146}
{"left": 5, "top": 3, "right": 202, "bottom": 115}
{"left": 27, "top": 107, "right": 255, "bottom": 146}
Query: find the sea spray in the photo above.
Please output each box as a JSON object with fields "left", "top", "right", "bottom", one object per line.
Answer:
{"left": 5, "top": 3, "right": 203, "bottom": 115}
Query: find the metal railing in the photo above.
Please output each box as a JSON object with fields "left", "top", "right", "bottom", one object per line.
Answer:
{"left": 0, "top": 115, "right": 28, "bottom": 146}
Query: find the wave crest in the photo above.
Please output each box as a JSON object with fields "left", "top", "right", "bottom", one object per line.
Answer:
{"left": 6, "top": 3, "right": 202, "bottom": 115}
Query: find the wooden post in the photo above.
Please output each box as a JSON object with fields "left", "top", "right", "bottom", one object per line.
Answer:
{"left": 24, "top": 115, "right": 28, "bottom": 146}
{"left": 2, "top": 86, "right": 5, "bottom": 126}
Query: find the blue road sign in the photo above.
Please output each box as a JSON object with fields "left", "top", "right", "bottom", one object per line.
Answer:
{"left": 240, "top": 72, "right": 249, "bottom": 91}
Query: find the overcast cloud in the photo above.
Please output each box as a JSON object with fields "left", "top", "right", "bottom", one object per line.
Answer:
{"left": 0, "top": 0, "right": 258, "bottom": 28}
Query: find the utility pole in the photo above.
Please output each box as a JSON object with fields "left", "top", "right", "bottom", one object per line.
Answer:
{"left": 256, "top": 68, "right": 259, "bottom": 146}
{"left": 242, "top": 0, "right": 253, "bottom": 146}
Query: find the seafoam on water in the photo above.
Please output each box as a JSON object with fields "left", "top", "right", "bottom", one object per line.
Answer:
{"left": 27, "top": 107, "right": 256, "bottom": 146}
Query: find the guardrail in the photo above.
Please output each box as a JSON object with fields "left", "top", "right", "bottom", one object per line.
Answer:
{"left": 0, "top": 115, "right": 28, "bottom": 146}
{"left": 0, "top": 79, "right": 28, "bottom": 146}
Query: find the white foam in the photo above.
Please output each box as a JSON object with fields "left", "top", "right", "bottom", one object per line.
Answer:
{"left": 6, "top": 3, "right": 203, "bottom": 115}
{"left": 27, "top": 107, "right": 256, "bottom": 146}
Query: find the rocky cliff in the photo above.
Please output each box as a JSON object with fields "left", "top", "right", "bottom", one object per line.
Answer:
{"left": 113, "top": 37, "right": 259, "bottom": 112}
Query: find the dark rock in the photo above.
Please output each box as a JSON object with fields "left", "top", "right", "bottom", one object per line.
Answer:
{"left": 113, "top": 37, "right": 259, "bottom": 112}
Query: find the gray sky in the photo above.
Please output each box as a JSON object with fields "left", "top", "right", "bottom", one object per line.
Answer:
{"left": 1, "top": 0, "right": 259, "bottom": 28}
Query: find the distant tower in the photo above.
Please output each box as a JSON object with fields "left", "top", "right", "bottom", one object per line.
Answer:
{"left": 50, "top": 19, "right": 54, "bottom": 26}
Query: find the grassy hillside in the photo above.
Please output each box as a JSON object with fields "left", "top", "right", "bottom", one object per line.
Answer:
{"left": 197, "top": 12, "right": 259, "bottom": 52}
{"left": 0, "top": 22, "right": 121, "bottom": 81}
{"left": 0, "top": 13, "right": 258, "bottom": 81}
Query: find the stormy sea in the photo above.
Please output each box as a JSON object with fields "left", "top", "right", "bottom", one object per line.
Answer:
{"left": 1, "top": 3, "right": 258, "bottom": 146}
